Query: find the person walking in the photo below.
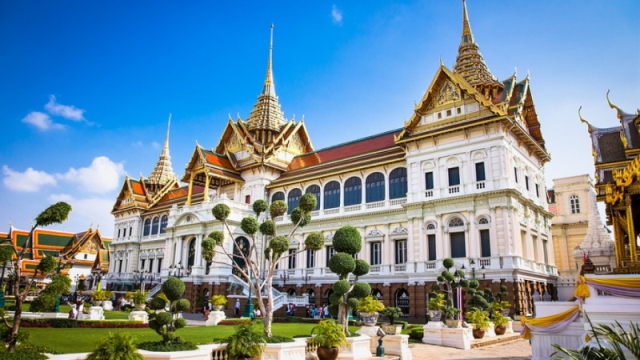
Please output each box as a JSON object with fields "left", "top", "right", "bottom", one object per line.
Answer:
{"left": 235, "top": 299, "right": 241, "bottom": 317}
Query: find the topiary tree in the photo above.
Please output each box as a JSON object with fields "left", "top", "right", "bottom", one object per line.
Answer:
{"left": 203, "top": 193, "right": 324, "bottom": 337}
{"left": 30, "top": 274, "right": 72, "bottom": 312}
{"left": 327, "top": 225, "right": 371, "bottom": 334}
{"left": 436, "top": 257, "right": 469, "bottom": 320}
{"left": 0, "top": 202, "right": 72, "bottom": 353}
{"left": 466, "top": 279, "right": 489, "bottom": 311}
{"left": 147, "top": 277, "right": 190, "bottom": 344}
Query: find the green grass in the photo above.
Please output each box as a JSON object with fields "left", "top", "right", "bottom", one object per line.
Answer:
{"left": 4, "top": 301, "right": 133, "bottom": 320}
{"left": 22, "top": 323, "right": 362, "bottom": 354}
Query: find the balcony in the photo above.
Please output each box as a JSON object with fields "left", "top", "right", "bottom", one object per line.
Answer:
{"left": 448, "top": 186, "right": 460, "bottom": 194}
{"left": 394, "top": 264, "right": 406, "bottom": 272}
{"left": 370, "top": 265, "right": 381, "bottom": 273}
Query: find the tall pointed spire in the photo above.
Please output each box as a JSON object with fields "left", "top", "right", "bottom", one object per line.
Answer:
{"left": 148, "top": 113, "right": 176, "bottom": 188}
{"left": 246, "top": 24, "right": 286, "bottom": 137}
{"left": 453, "top": 0, "right": 503, "bottom": 98}
{"left": 262, "top": 24, "right": 276, "bottom": 97}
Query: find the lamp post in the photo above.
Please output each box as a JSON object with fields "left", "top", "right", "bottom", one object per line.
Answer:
{"left": 280, "top": 272, "right": 289, "bottom": 289}
{"left": 481, "top": 265, "right": 486, "bottom": 279}
{"left": 133, "top": 270, "right": 149, "bottom": 291}
{"left": 453, "top": 271, "right": 461, "bottom": 321}
{"left": 469, "top": 259, "right": 476, "bottom": 280}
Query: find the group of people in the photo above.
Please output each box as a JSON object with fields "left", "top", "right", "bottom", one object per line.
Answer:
{"left": 67, "top": 299, "right": 85, "bottom": 319}
{"left": 305, "top": 304, "right": 329, "bottom": 319}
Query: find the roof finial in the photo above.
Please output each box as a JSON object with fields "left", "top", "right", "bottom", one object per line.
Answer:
{"left": 578, "top": 106, "right": 593, "bottom": 134}
{"left": 262, "top": 23, "right": 276, "bottom": 97}
{"left": 461, "top": 0, "right": 474, "bottom": 46}
{"left": 606, "top": 90, "right": 624, "bottom": 120}
{"left": 164, "top": 113, "right": 171, "bottom": 151}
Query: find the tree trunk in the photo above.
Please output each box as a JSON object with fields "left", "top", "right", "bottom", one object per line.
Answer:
{"left": 337, "top": 302, "right": 349, "bottom": 335}
{"left": 8, "top": 260, "right": 23, "bottom": 353}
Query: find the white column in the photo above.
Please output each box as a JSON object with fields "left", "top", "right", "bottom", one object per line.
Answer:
{"left": 468, "top": 210, "right": 477, "bottom": 258}
{"left": 437, "top": 215, "right": 445, "bottom": 259}
{"left": 490, "top": 207, "right": 499, "bottom": 256}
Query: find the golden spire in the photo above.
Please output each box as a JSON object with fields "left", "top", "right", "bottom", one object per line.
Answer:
{"left": 246, "top": 24, "right": 286, "bottom": 137}
{"left": 148, "top": 114, "right": 177, "bottom": 187}
{"left": 453, "top": 0, "right": 503, "bottom": 96}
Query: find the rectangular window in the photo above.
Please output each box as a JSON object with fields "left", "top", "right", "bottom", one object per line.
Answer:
{"left": 370, "top": 242, "right": 381, "bottom": 265}
{"left": 118, "top": 260, "right": 123, "bottom": 274}
{"left": 532, "top": 236, "right": 538, "bottom": 262}
{"left": 480, "top": 229, "right": 491, "bottom": 258}
{"left": 446, "top": 109, "right": 452, "bottom": 117}
{"left": 428, "top": 234, "right": 436, "bottom": 261}
{"left": 543, "top": 239, "right": 549, "bottom": 264}
{"left": 157, "top": 258, "right": 163, "bottom": 273}
{"left": 288, "top": 249, "right": 297, "bottom": 269}
{"left": 514, "top": 167, "right": 519, "bottom": 183}
{"left": 306, "top": 249, "right": 315, "bottom": 268}
{"left": 450, "top": 232, "right": 466, "bottom": 258}
{"left": 117, "top": 229, "right": 121, "bottom": 238}
{"left": 448, "top": 167, "right": 460, "bottom": 186}
{"left": 535, "top": 184, "right": 540, "bottom": 197}
{"left": 325, "top": 246, "right": 335, "bottom": 267}
{"left": 425, "top": 172, "right": 434, "bottom": 190}
{"left": 521, "top": 230, "right": 527, "bottom": 258}
{"left": 129, "top": 227, "right": 132, "bottom": 237}
{"left": 245, "top": 195, "right": 251, "bottom": 204}
{"left": 395, "top": 240, "right": 407, "bottom": 264}
{"left": 457, "top": 107, "right": 461, "bottom": 115}
{"left": 148, "top": 259, "right": 154, "bottom": 274}
{"left": 525, "top": 176, "right": 530, "bottom": 190}
{"left": 140, "top": 259, "right": 146, "bottom": 271}
{"left": 475, "top": 162, "right": 486, "bottom": 182}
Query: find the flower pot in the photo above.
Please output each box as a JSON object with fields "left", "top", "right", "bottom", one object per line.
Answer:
{"left": 317, "top": 346, "right": 339, "bottom": 360}
{"left": 445, "top": 319, "right": 461, "bottom": 328}
{"left": 429, "top": 310, "right": 443, "bottom": 322}
{"left": 381, "top": 323, "right": 403, "bottom": 335}
{"left": 501, "top": 308, "right": 511, "bottom": 317}
{"left": 213, "top": 305, "right": 223, "bottom": 311}
{"left": 359, "top": 312, "right": 379, "bottom": 326}
{"left": 495, "top": 325, "right": 507, "bottom": 335}
{"left": 135, "top": 304, "right": 146, "bottom": 311}
{"left": 472, "top": 328, "right": 485, "bottom": 339}
{"left": 92, "top": 300, "right": 103, "bottom": 307}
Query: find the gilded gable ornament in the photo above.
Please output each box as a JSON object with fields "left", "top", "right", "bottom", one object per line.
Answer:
{"left": 437, "top": 82, "right": 461, "bottom": 106}
{"left": 227, "top": 134, "right": 242, "bottom": 153}
{"left": 289, "top": 134, "right": 303, "bottom": 153}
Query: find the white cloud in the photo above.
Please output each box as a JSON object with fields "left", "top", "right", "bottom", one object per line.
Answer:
{"left": 2, "top": 165, "right": 57, "bottom": 192}
{"left": 48, "top": 193, "right": 115, "bottom": 236}
{"left": 151, "top": 141, "right": 160, "bottom": 149}
{"left": 45, "top": 95, "right": 85, "bottom": 121}
{"left": 22, "top": 111, "right": 64, "bottom": 131}
{"left": 331, "top": 5, "right": 343, "bottom": 24}
{"left": 57, "top": 156, "right": 125, "bottom": 194}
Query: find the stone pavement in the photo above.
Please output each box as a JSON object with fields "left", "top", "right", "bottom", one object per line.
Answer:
{"left": 409, "top": 338, "right": 532, "bottom": 360}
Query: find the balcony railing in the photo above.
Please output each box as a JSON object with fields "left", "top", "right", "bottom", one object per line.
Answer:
{"left": 476, "top": 181, "right": 486, "bottom": 189}
{"left": 394, "top": 264, "right": 406, "bottom": 272}
{"left": 425, "top": 190, "right": 434, "bottom": 198}
{"left": 448, "top": 186, "right": 460, "bottom": 194}
{"left": 425, "top": 261, "right": 437, "bottom": 269}
{"left": 370, "top": 265, "right": 381, "bottom": 273}
{"left": 344, "top": 205, "right": 361, "bottom": 212}
{"left": 390, "top": 198, "right": 407, "bottom": 206}
{"left": 366, "top": 201, "right": 385, "bottom": 209}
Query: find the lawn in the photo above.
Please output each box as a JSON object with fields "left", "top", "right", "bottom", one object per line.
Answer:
{"left": 22, "top": 323, "right": 363, "bottom": 354}
{"left": 4, "top": 300, "right": 132, "bottom": 320}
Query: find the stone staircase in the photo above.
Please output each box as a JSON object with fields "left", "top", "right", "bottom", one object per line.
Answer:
{"left": 227, "top": 274, "right": 287, "bottom": 312}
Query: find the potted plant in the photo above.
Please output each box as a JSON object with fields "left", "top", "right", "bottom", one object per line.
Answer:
{"left": 466, "top": 308, "right": 490, "bottom": 339}
{"left": 513, "top": 306, "right": 522, "bottom": 321}
{"left": 428, "top": 292, "right": 446, "bottom": 321}
{"left": 211, "top": 294, "right": 227, "bottom": 311}
{"left": 91, "top": 289, "right": 110, "bottom": 306}
{"left": 492, "top": 311, "right": 509, "bottom": 335}
{"left": 86, "top": 332, "right": 144, "bottom": 360}
{"left": 132, "top": 290, "right": 147, "bottom": 310}
{"left": 225, "top": 322, "right": 266, "bottom": 360}
{"left": 380, "top": 307, "right": 404, "bottom": 335}
{"left": 356, "top": 296, "right": 384, "bottom": 326}
{"left": 311, "top": 319, "right": 348, "bottom": 360}
{"left": 443, "top": 305, "right": 461, "bottom": 328}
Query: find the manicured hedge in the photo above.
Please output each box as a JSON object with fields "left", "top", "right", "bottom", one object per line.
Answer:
{"left": 216, "top": 319, "right": 251, "bottom": 325}
{"left": 19, "top": 318, "right": 147, "bottom": 329}
{"left": 409, "top": 327, "right": 423, "bottom": 340}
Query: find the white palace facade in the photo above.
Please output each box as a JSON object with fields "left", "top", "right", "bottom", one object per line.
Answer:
{"left": 107, "top": 1, "right": 558, "bottom": 318}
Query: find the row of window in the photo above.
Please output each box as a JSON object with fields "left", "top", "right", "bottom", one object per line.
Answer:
{"left": 514, "top": 166, "right": 542, "bottom": 198}
{"left": 272, "top": 168, "right": 408, "bottom": 213}
{"left": 142, "top": 215, "right": 169, "bottom": 236}
{"left": 115, "top": 258, "right": 163, "bottom": 274}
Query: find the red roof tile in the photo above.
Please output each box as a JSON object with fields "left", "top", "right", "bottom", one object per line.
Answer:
{"left": 204, "top": 152, "right": 234, "bottom": 169}
{"left": 288, "top": 129, "right": 401, "bottom": 171}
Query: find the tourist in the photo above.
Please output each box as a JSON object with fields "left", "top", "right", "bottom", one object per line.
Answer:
{"left": 235, "top": 299, "right": 241, "bottom": 317}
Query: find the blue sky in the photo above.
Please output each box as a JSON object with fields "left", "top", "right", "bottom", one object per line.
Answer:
{"left": 1, "top": 1, "right": 638, "bottom": 237}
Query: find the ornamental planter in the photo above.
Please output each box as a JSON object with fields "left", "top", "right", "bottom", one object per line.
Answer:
{"left": 445, "top": 319, "right": 461, "bottom": 328}
{"left": 472, "top": 328, "right": 485, "bottom": 339}
{"left": 429, "top": 310, "right": 443, "bottom": 322}
{"left": 495, "top": 325, "right": 507, "bottom": 335}
{"left": 135, "top": 303, "right": 146, "bottom": 311}
{"left": 213, "top": 305, "right": 223, "bottom": 311}
{"left": 360, "top": 312, "right": 379, "bottom": 326}
{"left": 317, "top": 346, "right": 339, "bottom": 360}
{"left": 381, "top": 323, "right": 403, "bottom": 335}
{"left": 501, "top": 308, "right": 511, "bottom": 317}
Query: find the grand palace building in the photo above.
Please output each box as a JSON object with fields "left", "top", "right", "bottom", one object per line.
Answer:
{"left": 107, "top": 1, "right": 558, "bottom": 318}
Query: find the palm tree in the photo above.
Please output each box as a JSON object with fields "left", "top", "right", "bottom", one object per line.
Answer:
{"left": 552, "top": 316, "right": 640, "bottom": 360}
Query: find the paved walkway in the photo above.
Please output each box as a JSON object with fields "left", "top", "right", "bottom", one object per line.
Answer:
{"left": 409, "top": 339, "right": 532, "bottom": 360}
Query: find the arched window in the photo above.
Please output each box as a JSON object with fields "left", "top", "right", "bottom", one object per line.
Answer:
{"left": 389, "top": 167, "right": 407, "bottom": 199}
{"left": 366, "top": 172, "right": 385, "bottom": 203}
{"left": 478, "top": 218, "right": 489, "bottom": 225}
{"left": 344, "top": 177, "right": 362, "bottom": 206}
{"left": 305, "top": 185, "right": 321, "bottom": 211}
{"left": 570, "top": 195, "right": 580, "bottom": 214}
{"left": 187, "top": 238, "right": 196, "bottom": 268}
{"left": 324, "top": 181, "right": 340, "bottom": 209}
{"left": 449, "top": 217, "right": 466, "bottom": 258}
{"left": 159, "top": 215, "right": 168, "bottom": 233}
{"left": 151, "top": 217, "right": 160, "bottom": 235}
{"left": 272, "top": 191, "right": 285, "bottom": 203}
{"left": 395, "top": 288, "right": 410, "bottom": 316}
{"left": 287, "top": 189, "right": 302, "bottom": 215}
{"left": 233, "top": 236, "right": 249, "bottom": 277}
{"left": 143, "top": 218, "right": 151, "bottom": 236}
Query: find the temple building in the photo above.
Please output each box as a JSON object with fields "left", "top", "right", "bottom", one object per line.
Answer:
{"left": 547, "top": 174, "right": 615, "bottom": 300}
{"left": 581, "top": 92, "right": 640, "bottom": 274}
{"left": 0, "top": 226, "right": 111, "bottom": 292}
{"left": 108, "top": 0, "right": 558, "bottom": 318}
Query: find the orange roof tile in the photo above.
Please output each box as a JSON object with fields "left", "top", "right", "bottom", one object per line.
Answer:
{"left": 288, "top": 129, "right": 401, "bottom": 171}
{"left": 131, "top": 181, "right": 145, "bottom": 195}
{"left": 204, "top": 152, "right": 234, "bottom": 169}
